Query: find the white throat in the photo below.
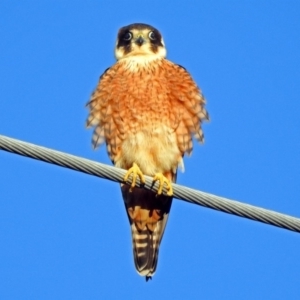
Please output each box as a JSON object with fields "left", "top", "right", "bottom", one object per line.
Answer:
{"left": 118, "top": 54, "right": 164, "bottom": 72}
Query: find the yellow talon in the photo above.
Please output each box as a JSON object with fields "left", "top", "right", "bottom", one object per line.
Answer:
{"left": 153, "top": 173, "right": 173, "bottom": 196}
{"left": 124, "top": 163, "right": 145, "bottom": 191}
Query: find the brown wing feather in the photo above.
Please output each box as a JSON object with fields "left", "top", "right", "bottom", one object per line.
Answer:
{"left": 167, "top": 63, "right": 209, "bottom": 154}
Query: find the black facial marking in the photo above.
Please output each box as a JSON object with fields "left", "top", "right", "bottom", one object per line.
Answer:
{"left": 123, "top": 31, "right": 132, "bottom": 41}
{"left": 117, "top": 23, "right": 164, "bottom": 55}
{"left": 148, "top": 28, "right": 163, "bottom": 53}
{"left": 117, "top": 29, "right": 133, "bottom": 55}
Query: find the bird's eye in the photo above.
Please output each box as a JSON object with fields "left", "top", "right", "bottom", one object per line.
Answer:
{"left": 149, "top": 31, "right": 156, "bottom": 41}
{"left": 123, "top": 32, "right": 132, "bottom": 41}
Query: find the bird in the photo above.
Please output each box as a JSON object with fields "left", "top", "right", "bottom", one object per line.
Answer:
{"left": 86, "top": 23, "right": 208, "bottom": 280}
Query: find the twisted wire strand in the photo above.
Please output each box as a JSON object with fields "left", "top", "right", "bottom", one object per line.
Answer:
{"left": 1, "top": 133, "right": 300, "bottom": 233}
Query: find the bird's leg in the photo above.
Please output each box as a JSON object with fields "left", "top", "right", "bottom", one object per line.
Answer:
{"left": 152, "top": 173, "right": 173, "bottom": 196}
{"left": 123, "top": 163, "right": 145, "bottom": 192}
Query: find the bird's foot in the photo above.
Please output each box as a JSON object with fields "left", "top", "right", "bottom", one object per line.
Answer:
{"left": 153, "top": 173, "right": 173, "bottom": 196}
{"left": 124, "top": 163, "right": 145, "bottom": 192}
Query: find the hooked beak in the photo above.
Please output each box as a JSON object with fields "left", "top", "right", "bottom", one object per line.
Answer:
{"left": 135, "top": 36, "right": 145, "bottom": 46}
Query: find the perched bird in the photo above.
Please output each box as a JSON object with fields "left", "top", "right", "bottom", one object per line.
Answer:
{"left": 86, "top": 23, "right": 208, "bottom": 280}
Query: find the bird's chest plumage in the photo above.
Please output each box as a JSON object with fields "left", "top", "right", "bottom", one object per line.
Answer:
{"left": 87, "top": 57, "right": 205, "bottom": 174}
{"left": 103, "top": 59, "right": 181, "bottom": 175}
{"left": 115, "top": 62, "right": 172, "bottom": 130}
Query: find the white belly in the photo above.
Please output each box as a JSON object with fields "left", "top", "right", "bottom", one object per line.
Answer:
{"left": 115, "top": 125, "right": 182, "bottom": 175}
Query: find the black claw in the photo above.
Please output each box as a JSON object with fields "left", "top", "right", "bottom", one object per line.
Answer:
{"left": 145, "top": 276, "right": 152, "bottom": 282}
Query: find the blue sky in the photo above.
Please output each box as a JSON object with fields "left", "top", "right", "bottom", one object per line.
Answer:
{"left": 1, "top": 1, "right": 300, "bottom": 299}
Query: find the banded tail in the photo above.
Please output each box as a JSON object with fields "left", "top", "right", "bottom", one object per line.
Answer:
{"left": 121, "top": 183, "right": 173, "bottom": 280}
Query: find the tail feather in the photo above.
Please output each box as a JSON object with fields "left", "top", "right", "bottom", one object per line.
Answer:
{"left": 121, "top": 183, "right": 173, "bottom": 279}
{"left": 131, "top": 225, "right": 158, "bottom": 277}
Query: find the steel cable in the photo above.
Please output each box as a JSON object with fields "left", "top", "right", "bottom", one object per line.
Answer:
{"left": 1, "top": 133, "right": 300, "bottom": 233}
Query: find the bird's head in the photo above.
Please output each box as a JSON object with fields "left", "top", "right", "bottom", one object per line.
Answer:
{"left": 115, "top": 23, "right": 166, "bottom": 60}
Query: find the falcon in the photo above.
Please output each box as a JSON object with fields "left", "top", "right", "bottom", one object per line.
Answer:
{"left": 86, "top": 23, "right": 208, "bottom": 280}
